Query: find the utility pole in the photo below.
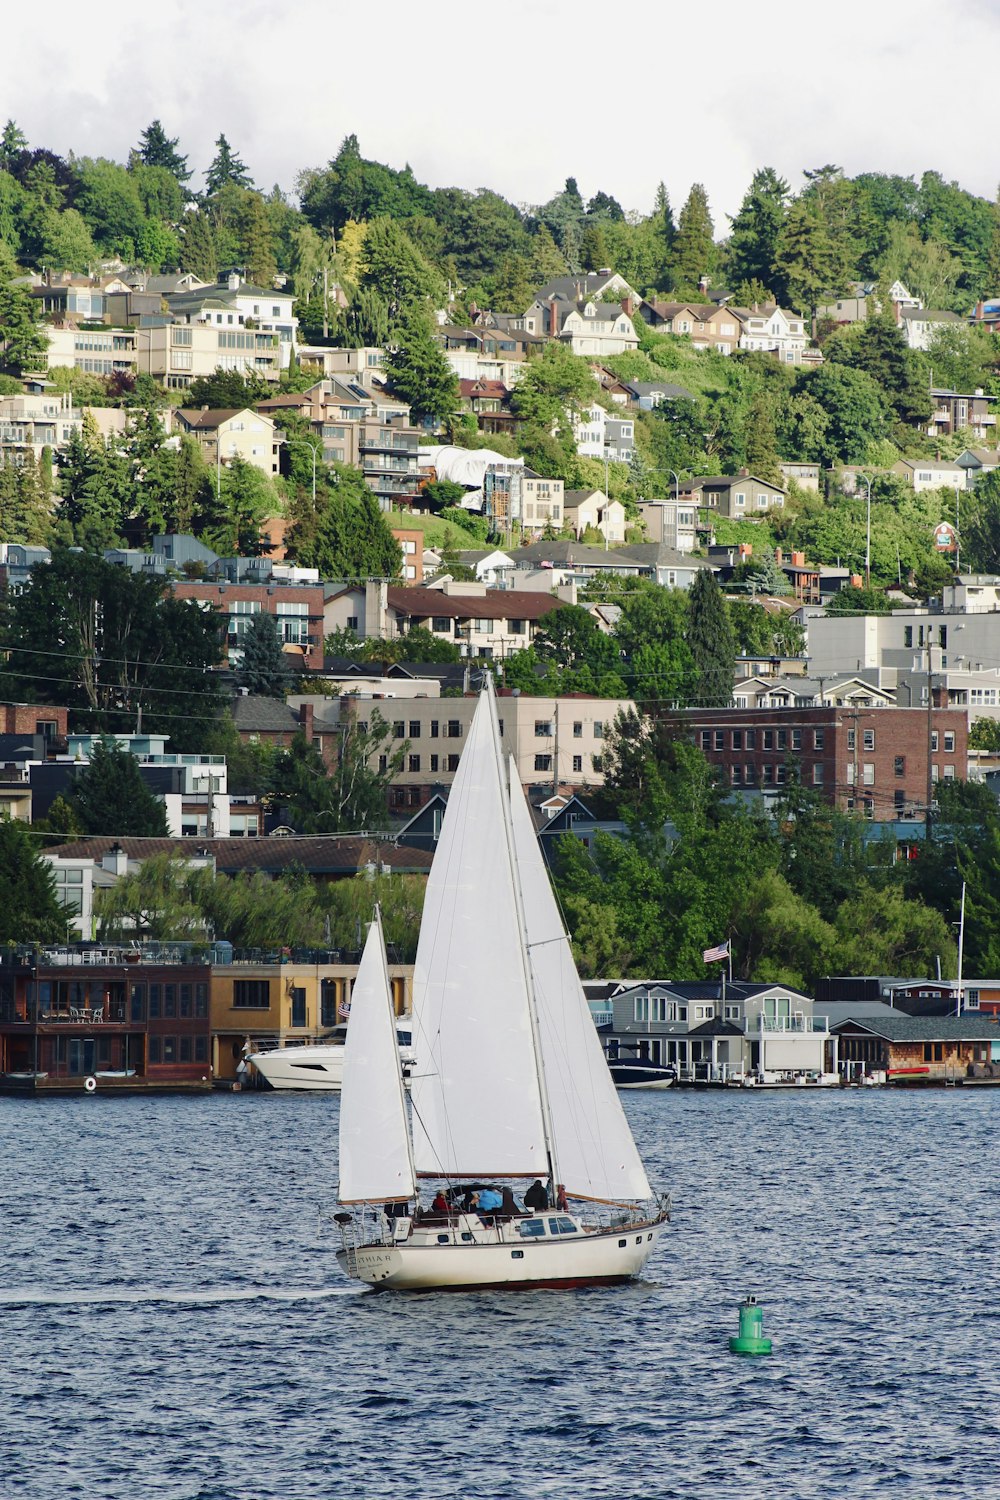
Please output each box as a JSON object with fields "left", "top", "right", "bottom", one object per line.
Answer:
{"left": 926, "top": 644, "right": 934, "bottom": 837}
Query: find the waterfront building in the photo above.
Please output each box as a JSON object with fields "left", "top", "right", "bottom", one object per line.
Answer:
{"left": 0, "top": 945, "right": 212, "bottom": 1093}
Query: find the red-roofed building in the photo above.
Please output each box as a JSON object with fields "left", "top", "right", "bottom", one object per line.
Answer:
{"left": 384, "top": 584, "right": 565, "bottom": 659}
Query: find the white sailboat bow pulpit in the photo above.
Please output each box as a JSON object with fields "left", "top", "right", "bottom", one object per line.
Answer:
{"left": 335, "top": 681, "right": 669, "bottom": 1291}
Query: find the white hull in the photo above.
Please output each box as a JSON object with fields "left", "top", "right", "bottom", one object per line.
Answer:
{"left": 337, "top": 1212, "right": 667, "bottom": 1291}
{"left": 251, "top": 1041, "right": 413, "bottom": 1092}
{"left": 250, "top": 1044, "right": 346, "bottom": 1091}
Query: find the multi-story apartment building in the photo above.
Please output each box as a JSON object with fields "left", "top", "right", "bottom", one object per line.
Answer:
{"left": 257, "top": 379, "right": 422, "bottom": 509}
{"left": 680, "top": 471, "right": 787, "bottom": 519}
{"left": 638, "top": 500, "right": 699, "bottom": 554}
{"left": 684, "top": 705, "right": 968, "bottom": 820}
{"left": 165, "top": 275, "right": 298, "bottom": 369}
{"left": 382, "top": 582, "right": 566, "bottom": 658}
{"left": 345, "top": 691, "right": 629, "bottom": 801}
{"left": 0, "top": 391, "right": 82, "bottom": 463}
{"left": 44, "top": 324, "right": 138, "bottom": 378}
{"left": 136, "top": 321, "right": 281, "bottom": 389}
{"left": 171, "top": 578, "right": 326, "bottom": 670}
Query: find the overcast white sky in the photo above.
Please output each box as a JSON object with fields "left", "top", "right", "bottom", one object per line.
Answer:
{"left": 7, "top": 0, "right": 1000, "bottom": 227}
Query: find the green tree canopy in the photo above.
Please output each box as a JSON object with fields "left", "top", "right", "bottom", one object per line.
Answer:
{"left": 236, "top": 612, "right": 292, "bottom": 698}
{"left": 384, "top": 308, "right": 459, "bottom": 425}
{"left": 0, "top": 816, "right": 66, "bottom": 943}
{"left": 69, "top": 738, "right": 170, "bottom": 837}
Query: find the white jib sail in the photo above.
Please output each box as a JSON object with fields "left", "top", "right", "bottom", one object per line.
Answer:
{"left": 338, "top": 911, "right": 415, "bottom": 1205}
{"left": 509, "top": 764, "right": 653, "bottom": 1203}
{"left": 410, "top": 692, "right": 548, "bottom": 1179}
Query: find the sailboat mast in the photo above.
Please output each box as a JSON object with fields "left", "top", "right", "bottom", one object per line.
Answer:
{"left": 486, "top": 679, "right": 561, "bottom": 1192}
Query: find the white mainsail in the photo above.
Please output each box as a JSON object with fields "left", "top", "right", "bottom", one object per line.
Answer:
{"left": 509, "top": 762, "right": 653, "bottom": 1203}
{"left": 338, "top": 910, "right": 415, "bottom": 1204}
{"left": 410, "top": 692, "right": 548, "bottom": 1179}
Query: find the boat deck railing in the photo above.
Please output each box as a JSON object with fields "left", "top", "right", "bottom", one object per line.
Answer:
{"left": 335, "top": 1195, "right": 670, "bottom": 1250}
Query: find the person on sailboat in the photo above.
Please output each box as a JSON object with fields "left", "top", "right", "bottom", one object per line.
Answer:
{"left": 431, "top": 1189, "right": 449, "bottom": 1213}
{"left": 556, "top": 1184, "right": 568, "bottom": 1212}
{"left": 477, "top": 1187, "right": 502, "bottom": 1213}
{"left": 524, "top": 1179, "right": 549, "bottom": 1211}
{"left": 500, "top": 1186, "right": 519, "bottom": 1216}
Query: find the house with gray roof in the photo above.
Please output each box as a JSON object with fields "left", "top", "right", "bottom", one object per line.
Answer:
{"left": 832, "top": 1013, "right": 1000, "bottom": 1082}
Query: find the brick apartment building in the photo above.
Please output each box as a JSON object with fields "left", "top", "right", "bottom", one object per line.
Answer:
{"left": 172, "top": 580, "right": 326, "bottom": 671}
{"left": 684, "top": 705, "right": 968, "bottom": 820}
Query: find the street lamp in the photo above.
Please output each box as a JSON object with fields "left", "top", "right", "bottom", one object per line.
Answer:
{"left": 283, "top": 437, "right": 318, "bottom": 506}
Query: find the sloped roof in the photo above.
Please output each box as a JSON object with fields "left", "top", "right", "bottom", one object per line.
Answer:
{"left": 385, "top": 586, "right": 563, "bottom": 622}
{"left": 831, "top": 1014, "right": 1000, "bottom": 1040}
{"left": 45, "top": 836, "right": 433, "bottom": 877}
{"left": 231, "top": 696, "right": 299, "bottom": 733}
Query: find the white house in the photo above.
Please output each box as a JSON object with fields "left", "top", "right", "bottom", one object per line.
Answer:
{"left": 897, "top": 307, "right": 963, "bottom": 351}
{"left": 558, "top": 302, "right": 640, "bottom": 358}
{"left": 737, "top": 304, "right": 807, "bottom": 360}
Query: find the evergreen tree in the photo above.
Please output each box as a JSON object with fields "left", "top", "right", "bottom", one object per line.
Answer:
{"left": 580, "top": 222, "right": 610, "bottom": 272}
{"left": 560, "top": 220, "right": 582, "bottom": 274}
{"left": 672, "top": 184, "right": 714, "bottom": 292}
{"left": 236, "top": 612, "right": 292, "bottom": 697}
{"left": 359, "top": 217, "right": 445, "bottom": 317}
{"left": 383, "top": 309, "right": 459, "bottom": 425}
{"left": 773, "top": 198, "right": 848, "bottom": 314}
{"left": 743, "top": 392, "right": 782, "bottom": 484}
{"left": 0, "top": 120, "right": 27, "bottom": 173}
{"left": 205, "top": 135, "right": 253, "bottom": 196}
{"left": 687, "top": 570, "right": 736, "bottom": 706}
{"left": 826, "top": 312, "right": 933, "bottom": 425}
{"left": 727, "top": 167, "right": 789, "bottom": 292}
{"left": 0, "top": 282, "right": 48, "bottom": 373}
{"left": 136, "top": 120, "right": 190, "bottom": 183}
{"left": 179, "top": 211, "right": 218, "bottom": 281}
{"left": 652, "top": 181, "right": 677, "bottom": 289}
{"left": 69, "top": 739, "right": 170, "bottom": 837}
{"left": 529, "top": 223, "right": 568, "bottom": 287}
{"left": 239, "top": 193, "right": 277, "bottom": 286}
{"left": 288, "top": 465, "right": 402, "bottom": 579}
{"left": 0, "top": 816, "right": 66, "bottom": 943}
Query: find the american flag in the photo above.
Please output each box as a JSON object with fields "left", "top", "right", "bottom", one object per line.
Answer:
{"left": 338, "top": 1000, "right": 351, "bottom": 1020}
{"left": 702, "top": 939, "right": 730, "bottom": 964}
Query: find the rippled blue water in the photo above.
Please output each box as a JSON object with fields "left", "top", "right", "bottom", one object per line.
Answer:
{"left": 1, "top": 1088, "right": 997, "bottom": 1498}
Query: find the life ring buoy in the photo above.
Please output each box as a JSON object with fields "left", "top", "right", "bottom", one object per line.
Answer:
{"left": 84, "top": 1076, "right": 97, "bottom": 1094}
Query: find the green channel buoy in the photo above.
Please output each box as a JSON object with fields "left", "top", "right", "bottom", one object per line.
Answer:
{"left": 729, "top": 1294, "right": 772, "bottom": 1355}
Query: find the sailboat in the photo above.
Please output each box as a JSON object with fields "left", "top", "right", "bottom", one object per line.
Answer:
{"left": 334, "top": 682, "right": 669, "bottom": 1291}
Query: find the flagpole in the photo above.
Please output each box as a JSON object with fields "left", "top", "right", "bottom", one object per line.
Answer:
{"left": 728, "top": 943, "right": 733, "bottom": 983}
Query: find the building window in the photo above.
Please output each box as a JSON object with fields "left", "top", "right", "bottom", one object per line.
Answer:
{"left": 732, "top": 729, "right": 743, "bottom": 750}
{"left": 863, "top": 763, "right": 875, "bottom": 785}
{"left": 762, "top": 765, "right": 774, "bottom": 785}
{"left": 714, "top": 730, "right": 724, "bottom": 750}
{"left": 573, "top": 722, "right": 583, "bottom": 738}
{"left": 535, "top": 721, "right": 553, "bottom": 737}
{"left": 447, "top": 754, "right": 460, "bottom": 772}
{"left": 448, "top": 721, "right": 461, "bottom": 738}
{"left": 408, "top": 721, "right": 420, "bottom": 739}
{"left": 895, "top": 756, "right": 905, "bottom": 776}
{"left": 745, "top": 729, "right": 756, "bottom": 749}
{"left": 430, "top": 754, "right": 439, "bottom": 773}
{"left": 701, "top": 730, "right": 711, "bottom": 750}
{"left": 594, "top": 722, "right": 604, "bottom": 739}
{"left": 430, "top": 720, "right": 439, "bottom": 738}
{"left": 763, "top": 730, "right": 774, "bottom": 750}
{"left": 776, "top": 729, "right": 787, "bottom": 751}
{"left": 847, "top": 728, "right": 856, "bottom": 750}
{"left": 408, "top": 754, "right": 420, "bottom": 773}
{"left": 745, "top": 764, "right": 756, "bottom": 783}
{"left": 791, "top": 729, "right": 801, "bottom": 750}
{"left": 393, "top": 721, "right": 405, "bottom": 739}
{"left": 432, "top": 617, "right": 450, "bottom": 633}
{"left": 944, "top": 732, "right": 955, "bottom": 752}
{"left": 813, "top": 764, "right": 824, "bottom": 784}
{"left": 291, "top": 987, "right": 306, "bottom": 1028}
{"left": 864, "top": 729, "right": 875, "bottom": 750}
{"left": 233, "top": 980, "right": 270, "bottom": 1009}
{"left": 535, "top": 755, "right": 552, "bottom": 772}
{"left": 731, "top": 765, "right": 743, "bottom": 785}
{"left": 904, "top": 626, "right": 913, "bottom": 647}
{"left": 572, "top": 755, "right": 582, "bottom": 773}
{"left": 931, "top": 731, "right": 939, "bottom": 751}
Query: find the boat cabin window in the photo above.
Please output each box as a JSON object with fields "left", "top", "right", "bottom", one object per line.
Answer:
{"left": 396, "top": 1030, "right": 412, "bottom": 1046}
{"left": 548, "top": 1217, "right": 577, "bottom": 1235}
{"left": 519, "top": 1220, "right": 546, "bottom": 1237}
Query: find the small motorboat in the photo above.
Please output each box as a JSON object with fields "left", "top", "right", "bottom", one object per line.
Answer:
{"left": 607, "top": 1058, "right": 677, "bottom": 1090}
